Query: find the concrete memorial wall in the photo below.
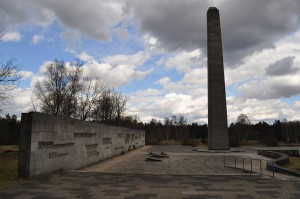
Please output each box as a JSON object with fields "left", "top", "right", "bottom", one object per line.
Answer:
{"left": 18, "top": 112, "right": 145, "bottom": 178}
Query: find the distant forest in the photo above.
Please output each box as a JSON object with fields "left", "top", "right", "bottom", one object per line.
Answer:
{"left": 0, "top": 114, "right": 20, "bottom": 145}
{"left": 0, "top": 113, "right": 299, "bottom": 147}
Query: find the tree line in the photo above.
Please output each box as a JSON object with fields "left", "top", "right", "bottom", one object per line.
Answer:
{"left": 0, "top": 111, "right": 299, "bottom": 146}
{"left": 143, "top": 114, "right": 300, "bottom": 146}
{"left": 0, "top": 114, "right": 20, "bottom": 145}
{"left": 229, "top": 114, "right": 300, "bottom": 147}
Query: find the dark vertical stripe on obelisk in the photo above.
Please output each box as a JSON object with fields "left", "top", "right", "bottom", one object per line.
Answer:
{"left": 207, "top": 7, "right": 229, "bottom": 150}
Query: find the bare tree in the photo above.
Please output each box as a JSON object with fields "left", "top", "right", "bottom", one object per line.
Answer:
{"left": 0, "top": 32, "right": 22, "bottom": 107}
{"left": 33, "top": 60, "right": 82, "bottom": 117}
{"left": 61, "top": 62, "right": 83, "bottom": 117}
{"left": 164, "top": 117, "right": 170, "bottom": 141}
{"left": 236, "top": 114, "right": 251, "bottom": 144}
{"left": 0, "top": 59, "right": 22, "bottom": 105}
{"left": 33, "top": 59, "right": 128, "bottom": 123}
{"left": 295, "top": 121, "right": 300, "bottom": 143}
{"left": 281, "top": 118, "right": 289, "bottom": 143}
{"left": 77, "top": 78, "right": 105, "bottom": 121}
{"left": 113, "top": 92, "right": 127, "bottom": 122}
{"left": 92, "top": 87, "right": 127, "bottom": 124}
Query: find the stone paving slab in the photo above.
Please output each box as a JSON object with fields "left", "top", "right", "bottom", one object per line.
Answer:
{"left": 1, "top": 145, "right": 300, "bottom": 198}
{"left": 1, "top": 172, "right": 300, "bottom": 199}
{"left": 81, "top": 146, "right": 248, "bottom": 175}
{"left": 82, "top": 145, "right": 296, "bottom": 179}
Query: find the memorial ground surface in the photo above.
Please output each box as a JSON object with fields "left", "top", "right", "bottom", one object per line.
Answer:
{"left": 1, "top": 145, "right": 300, "bottom": 199}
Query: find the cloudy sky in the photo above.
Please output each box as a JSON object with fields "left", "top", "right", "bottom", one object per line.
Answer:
{"left": 0, "top": 0, "right": 300, "bottom": 124}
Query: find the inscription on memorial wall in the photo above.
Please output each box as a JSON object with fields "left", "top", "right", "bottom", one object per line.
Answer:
{"left": 86, "top": 150, "right": 99, "bottom": 157}
{"left": 103, "top": 138, "right": 112, "bottom": 145}
{"left": 115, "top": 146, "right": 124, "bottom": 150}
{"left": 49, "top": 152, "right": 69, "bottom": 158}
{"left": 125, "top": 134, "right": 130, "bottom": 143}
{"left": 38, "top": 141, "right": 74, "bottom": 149}
{"left": 85, "top": 144, "right": 99, "bottom": 157}
{"left": 117, "top": 133, "right": 123, "bottom": 138}
{"left": 74, "top": 132, "right": 96, "bottom": 138}
{"left": 85, "top": 144, "right": 98, "bottom": 150}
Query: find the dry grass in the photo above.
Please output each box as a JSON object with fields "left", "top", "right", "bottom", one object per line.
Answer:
{"left": 181, "top": 139, "right": 207, "bottom": 147}
{"left": 0, "top": 151, "right": 20, "bottom": 189}
{"left": 0, "top": 145, "right": 19, "bottom": 153}
{"left": 0, "top": 145, "right": 21, "bottom": 189}
{"left": 283, "top": 157, "right": 300, "bottom": 170}
{"left": 159, "top": 139, "right": 208, "bottom": 147}
{"left": 159, "top": 139, "right": 181, "bottom": 145}
{"left": 279, "top": 142, "right": 300, "bottom": 147}
{"left": 241, "top": 140, "right": 300, "bottom": 147}
{"left": 242, "top": 140, "right": 264, "bottom": 146}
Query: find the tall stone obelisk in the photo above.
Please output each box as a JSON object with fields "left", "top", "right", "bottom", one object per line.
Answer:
{"left": 207, "top": 7, "right": 229, "bottom": 150}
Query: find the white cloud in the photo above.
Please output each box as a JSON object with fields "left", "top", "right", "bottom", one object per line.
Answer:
{"left": 237, "top": 75, "right": 300, "bottom": 99}
{"left": 148, "top": 37, "right": 157, "bottom": 45}
{"left": 38, "top": 61, "right": 54, "bottom": 73}
{"left": 2, "top": 0, "right": 300, "bottom": 124}
{"left": 226, "top": 96, "right": 294, "bottom": 123}
{"left": 0, "top": 1, "right": 55, "bottom": 30}
{"left": 160, "top": 49, "right": 205, "bottom": 73}
{"left": 20, "top": 71, "right": 34, "bottom": 80}
{"left": 82, "top": 60, "right": 153, "bottom": 87}
{"left": 156, "top": 68, "right": 207, "bottom": 97}
{"left": 77, "top": 52, "right": 93, "bottom": 62}
{"left": 32, "top": 35, "right": 44, "bottom": 44}
{"left": 103, "top": 51, "right": 150, "bottom": 67}
{"left": 127, "top": 88, "right": 299, "bottom": 124}
{"left": 242, "top": 29, "right": 299, "bottom": 75}
{"left": 225, "top": 29, "right": 300, "bottom": 99}
{"left": 135, "top": 88, "right": 162, "bottom": 96}
{"left": 156, "top": 77, "right": 171, "bottom": 86}
{"left": 2, "top": 31, "right": 21, "bottom": 42}
{"left": 143, "top": 35, "right": 163, "bottom": 53}
{"left": 38, "top": 0, "right": 124, "bottom": 41}
{"left": 294, "top": 101, "right": 300, "bottom": 108}
{"left": 0, "top": 0, "right": 125, "bottom": 42}
{"left": 1, "top": 88, "right": 33, "bottom": 116}
{"left": 75, "top": 51, "right": 153, "bottom": 87}
{"left": 124, "top": 0, "right": 300, "bottom": 65}
{"left": 127, "top": 92, "right": 208, "bottom": 123}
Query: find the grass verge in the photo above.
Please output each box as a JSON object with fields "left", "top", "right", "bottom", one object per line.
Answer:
{"left": 0, "top": 151, "right": 20, "bottom": 189}
{"left": 283, "top": 157, "right": 300, "bottom": 171}
{"left": 0, "top": 145, "right": 19, "bottom": 153}
{"left": 159, "top": 139, "right": 181, "bottom": 145}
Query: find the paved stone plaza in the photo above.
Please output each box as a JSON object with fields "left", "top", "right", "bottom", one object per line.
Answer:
{"left": 1, "top": 146, "right": 300, "bottom": 198}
